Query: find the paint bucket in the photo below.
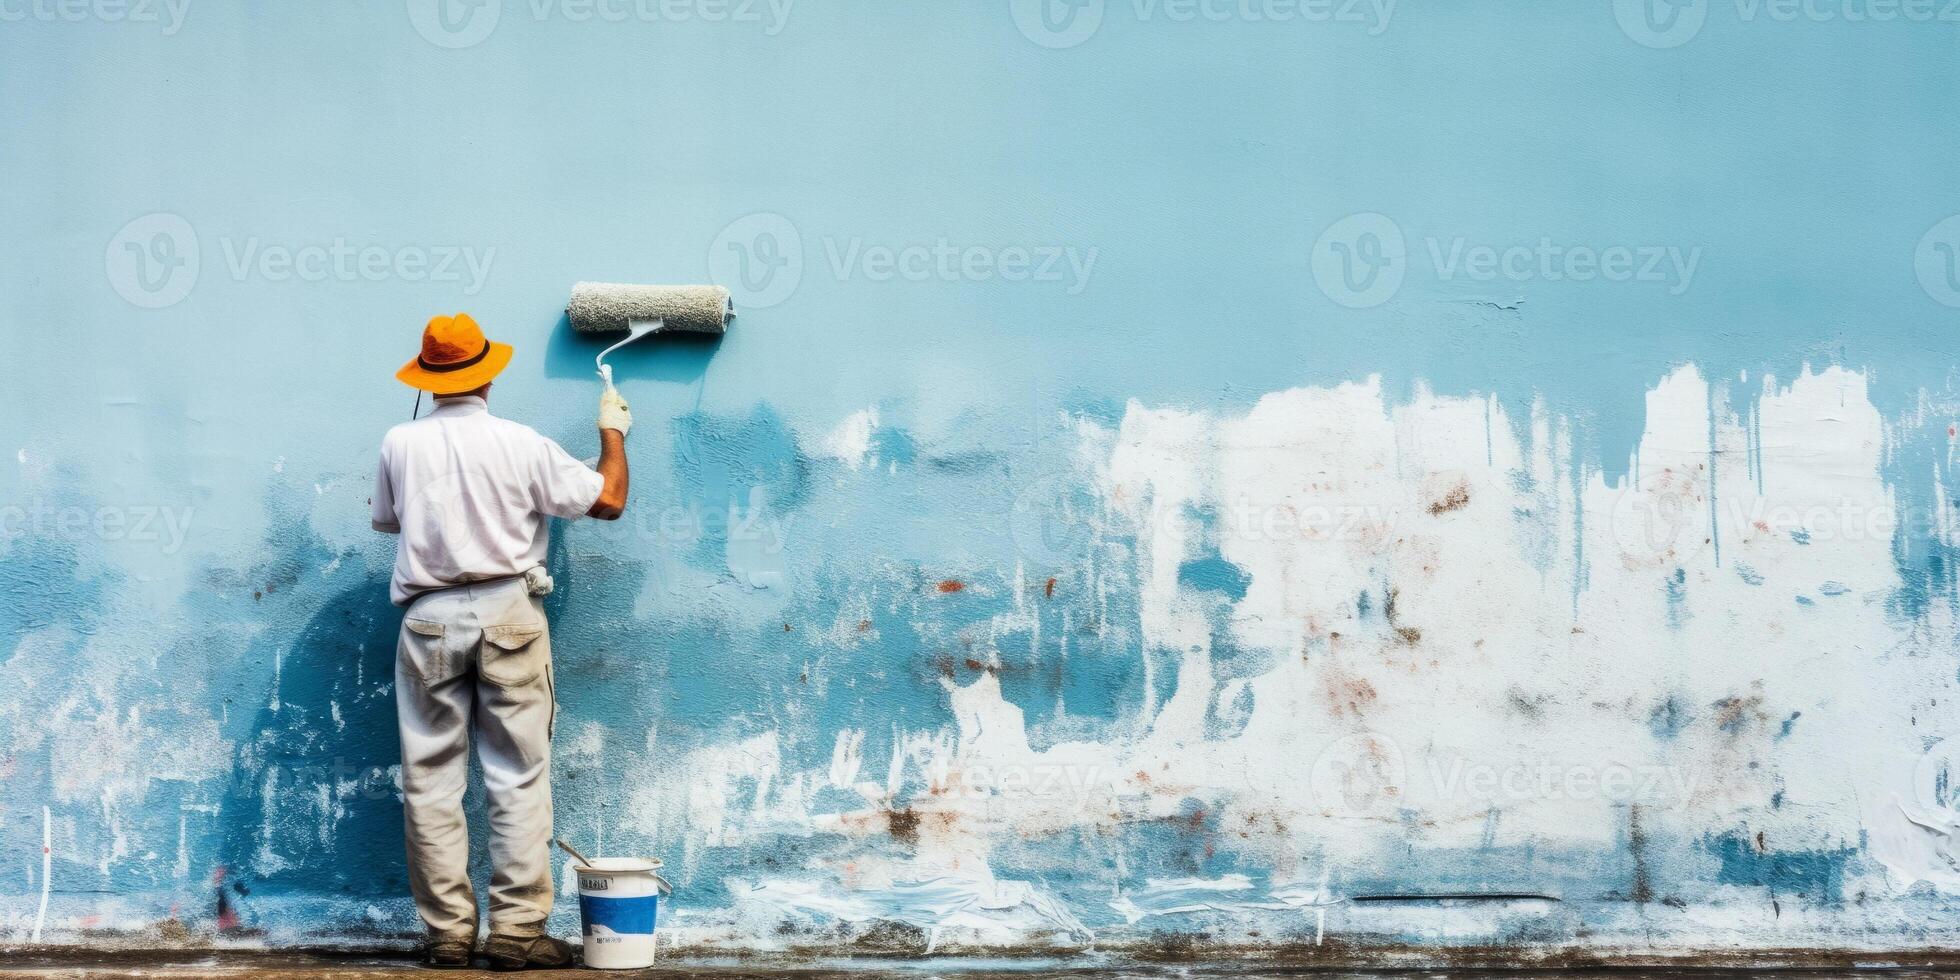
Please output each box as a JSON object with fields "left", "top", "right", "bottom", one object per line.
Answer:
{"left": 575, "top": 857, "right": 670, "bottom": 970}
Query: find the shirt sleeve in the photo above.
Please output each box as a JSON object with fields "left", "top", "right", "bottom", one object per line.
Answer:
{"left": 532, "top": 434, "right": 606, "bottom": 520}
{"left": 371, "top": 440, "right": 401, "bottom": 534}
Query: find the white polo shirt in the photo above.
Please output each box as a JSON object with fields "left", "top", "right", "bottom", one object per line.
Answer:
{"left": 371, "top": 395, "right": 605, "bottom": 606}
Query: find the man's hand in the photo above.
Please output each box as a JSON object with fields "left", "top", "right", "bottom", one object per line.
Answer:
{"left": 599, "top": 387, "right": 632, "bottom": 436}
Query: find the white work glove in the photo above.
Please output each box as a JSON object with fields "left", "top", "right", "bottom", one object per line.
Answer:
{"left": 598, "top": 385, "right": 632, "bottom": 436}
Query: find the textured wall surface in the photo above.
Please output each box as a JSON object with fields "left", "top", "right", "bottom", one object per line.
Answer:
{"left": 5, "top": 0, "right": 1960, "bottom": 958}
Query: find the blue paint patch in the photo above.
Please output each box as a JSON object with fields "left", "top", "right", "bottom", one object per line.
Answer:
{"left": 1059, "top": 393, "right": 1126, "bottom": 428}
{"left": 1649, "top": 696, "right": 1689, "bottom": 740}
{"left": 0, "top": 478, "right": 112, "bottom": 655}
{"left": 671, "top": 406, "right": 812, "bottom": 569}
{"left": 1177, "top": 556, "right": 1250, "bottom": 601}
{"left": 1735, "top": 563, "right": 1764, "bottom": 586}
{"left": 1778, "top": 711, "right": 1802, "bottom": 739}
{"left": 1205, "top": 681, "right": 1255, "bottom": 739}
{"left": 1701, "top": 831, "right": 1854, "bottom": 903}
{"left": 1818, "top": 581, "right": 1850, "bottom": 597}
{"left": 1664, "top": 567, "right": 1689, "bottom": 630}
{"left": 1795, "top": 595, "right": 1816, "bottom": 607}
{"left": 870, "top": 425, "right": 919, "bottom": 468}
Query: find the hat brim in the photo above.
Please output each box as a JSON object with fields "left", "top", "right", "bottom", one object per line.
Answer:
{"left": 396, "top": 342, "right": 514, "bottom": 394}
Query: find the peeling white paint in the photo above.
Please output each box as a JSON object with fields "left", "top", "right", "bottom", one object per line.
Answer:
{"left": 622, "top": 365, "right": 1960, "bottom": 950}
{"left": 820, "top": 408, "right": 880, "bottom": 471}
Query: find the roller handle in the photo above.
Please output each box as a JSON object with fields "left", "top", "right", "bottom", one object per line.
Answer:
{"left": 594, "top": 317, "right": 664, "bottom": 391}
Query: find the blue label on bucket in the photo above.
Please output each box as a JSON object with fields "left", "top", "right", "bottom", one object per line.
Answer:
{"left": 580, "top": 893, "right": 657, "bottom": 937}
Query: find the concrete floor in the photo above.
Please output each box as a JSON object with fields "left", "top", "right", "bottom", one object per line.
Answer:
{"left": 2, "top": 952, "right": 1960, "bottom": 980}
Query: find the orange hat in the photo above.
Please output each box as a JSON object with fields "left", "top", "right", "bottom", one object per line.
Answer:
{"left": 396, "top": 313, "right": 513, "bottom": 394}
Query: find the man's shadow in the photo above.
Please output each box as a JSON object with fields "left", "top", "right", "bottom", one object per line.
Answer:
{"left": 540, "top": 311, "right": 724, "bottom": 387}
{"left": 216, "top": 575, "right": 410, "bottom": 928}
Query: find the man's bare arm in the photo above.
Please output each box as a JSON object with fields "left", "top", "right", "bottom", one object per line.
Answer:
{"left": 587, "top": 428, "right": 628, "bottom": 520}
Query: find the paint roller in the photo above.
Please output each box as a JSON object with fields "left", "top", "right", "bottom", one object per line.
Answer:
{"left": 567, "top": 281, "right": 734, "bottom": 388}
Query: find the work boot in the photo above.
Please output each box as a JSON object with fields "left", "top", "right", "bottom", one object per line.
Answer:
{"left": 420, "top": 935, "right": 475, "bottom": 970}
{"left": 483, "top": 933, "right": 576, "bottom": 971}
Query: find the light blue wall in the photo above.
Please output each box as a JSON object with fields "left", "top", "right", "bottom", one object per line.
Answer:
{"left": 4, "top": 0, "right": 1960, "bottom": 956}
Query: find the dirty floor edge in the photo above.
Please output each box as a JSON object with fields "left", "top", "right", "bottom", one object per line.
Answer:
{"left": 7, "top": 944, "right": 1960, "bottom": 975}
